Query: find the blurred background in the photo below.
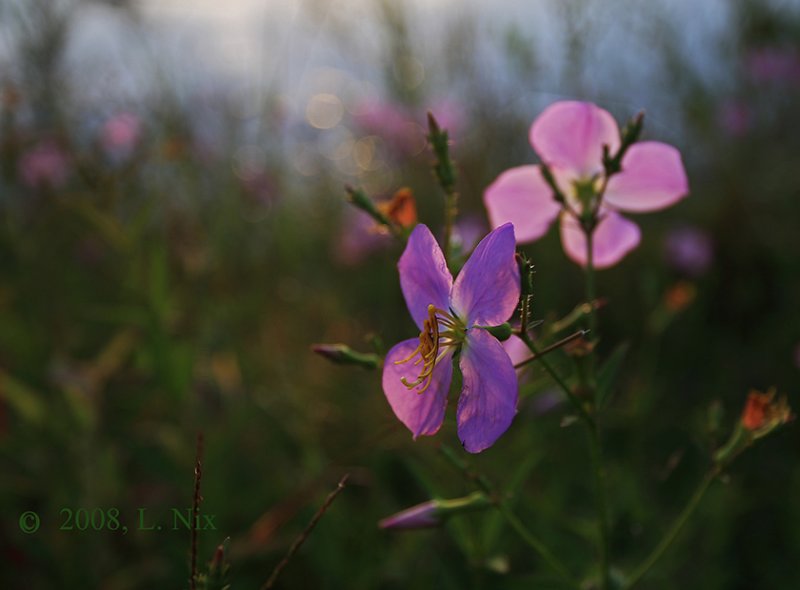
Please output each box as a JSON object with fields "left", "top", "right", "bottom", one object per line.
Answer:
{"left": 0, "top": 0, "right": 799, "bottom": 587}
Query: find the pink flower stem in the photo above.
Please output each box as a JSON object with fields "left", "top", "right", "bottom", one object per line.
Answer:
{"left": 584, "top": 227, "right": 611, "bottom": 590}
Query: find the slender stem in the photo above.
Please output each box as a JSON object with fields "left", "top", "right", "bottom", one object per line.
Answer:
{"left": 624, "top": 468, "right": 720, "bottom": 589}
{"left": 190, "top": 433, "right": 204, "bottom": 590}
{"left": 439, "top": 446, "right": 578, "bottom": 587}
{"left": 262, "top": 474, "right": 350, "bottom": 590}
{"left": 442, "top": 188, "right": 457, "bottom": 261}
{"left": 588, "top": 424, "right": 610, "bottom": 590}
{"left": 496, "top": 501, "right": 578, "bottom": 586}
{"left": 514, "top": 330, "right": 588, "bottom": 369}
{"left": 585, "top": 228, "right": 598, "bottom": 390}
{"left": 584, "top": 227, "right": 609, "bottom": 590}
{"left": 518, "top": 332, "right": 593, "bottom": 427}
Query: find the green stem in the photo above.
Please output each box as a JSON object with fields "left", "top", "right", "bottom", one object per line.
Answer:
{"left": 624, "top": 468, "right": 720, "bottom": 589}
{"left": 584, "top": 227, "right": 609, "bottom": 590}
{"left": 496, "top": 501, "right": 578, "bottom": 587}
{"left": 439, "top": 446, "right": 578, "bottom": 587}
{"left": 588, "top": 423, "right": 610, "bottom": 590}
{"left": 442, "top": 188, "right": 457, "bottom": 261}
{"left": 518, "top": 332, "right": 593, "bottom": 427}
{"left": 585, "top": 227, "right": 598, "bottom": 391}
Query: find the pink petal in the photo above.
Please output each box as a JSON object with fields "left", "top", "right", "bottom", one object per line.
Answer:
{"left": 383, "top": 339, "right": 453, "bottom": 439}
{"left": 559, "top": 211, "right": 641, "bottom": 269}
{"left": 503, "top": 334, "right": 530, "bottom": 368}
{"left": 457, "top": 329, "right": 518, "bottom": 453}
{"left": 451, "top": 223, "right": 520, "bottom": 327}
{"left": 530, "top": 101, "right": 620, "bottom": 180}
{"left": 604, "top": 142, "right": 689, "bottom": 212}
{"left": 399, "top": 224, "right": 454, "bottom": 330}
{"left": 483, "top": 165, "right": 561, "bottom": 243}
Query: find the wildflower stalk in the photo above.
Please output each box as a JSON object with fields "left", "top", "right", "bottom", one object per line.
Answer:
{"left": 623, "top": 466, "right": 720, "bottom": 589}
{"left": 584, "top": 231, "right": 611, "bottom": 590}
{"left": 426, "top": 113, "right": 458, "bottom": 260}
{"left": 439, "top": 445, "right": 578, "bottom": 587}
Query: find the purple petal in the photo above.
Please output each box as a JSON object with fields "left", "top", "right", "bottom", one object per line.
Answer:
{"left": 399, "top": 224, "right": 453, "bottom": 330}
{"left": 457, "top": 329, "right": 518, "bottom": 453}
{"left": 451, "top": 223, "right": 520, "bottom": 327}
{"left": 530, "top": 101, "right": 620, "bottom": 180}
{"left": 604, "top": 142, "right": 689, "bottom": 212}
{"left": 559, "top": 211, "right": 641, "bottom": 269}
{"left": 483, "top": 165, "right": 561, "bottom": 243}
{"left": 382, "top": 338, "right": 453, "bottom": 439}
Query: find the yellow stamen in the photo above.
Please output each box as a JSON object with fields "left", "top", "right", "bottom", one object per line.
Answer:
{"left": 394, "top": 304, "right": 464, "bottom": 394}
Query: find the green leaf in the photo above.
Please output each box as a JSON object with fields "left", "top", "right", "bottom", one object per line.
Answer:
{"left": 0, "top": 371, "right": 46, "bottom": 426}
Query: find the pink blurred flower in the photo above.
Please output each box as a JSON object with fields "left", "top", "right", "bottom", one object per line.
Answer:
{"left": 484, "top": 101, "right": 689, "bottom": 268}
{"left": 352, "top": 99, "right": 423, "bottom": 154}
{"left": 335, "top": 210, "right": 392, "bottom": 266}
{"left": 663, "top": 224, "right": 713, "bottom": 277}
{"left": 100, "top": 112, "right": 141, "bottom": 154}
{"left": 745, "top": 47, "right": 800, "bottom": 85}
{"left": 18, "top": 140, "right": 70, "bottom": 190}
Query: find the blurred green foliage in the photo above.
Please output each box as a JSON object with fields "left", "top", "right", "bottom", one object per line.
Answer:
{"left": 0, "top": 0, "right": 798, "bottom": 588}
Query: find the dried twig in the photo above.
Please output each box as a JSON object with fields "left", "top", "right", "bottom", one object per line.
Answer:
{"left": 190, "top": 433, "right": 204, "bottom": 590}
{"left": 262, "top": 474, "right": 350, "bottom": 590}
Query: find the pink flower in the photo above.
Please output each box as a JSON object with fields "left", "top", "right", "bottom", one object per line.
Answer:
{"left": 352, "top": 99, "right": 423, "bottom": 154}
{"left": 382, "top": 224, "right": 520, "bottom": 453}
{"left": 100, "top": 112, "right": 141, "bottom": 153}
{"left": 484, "top": 101, "right": 689, "bottom": 268}
{"left": 18, "top": 140, "right": 70, "bottom": 190}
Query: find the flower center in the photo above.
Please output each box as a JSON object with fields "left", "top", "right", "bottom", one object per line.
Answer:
{"left": 394, "top": 304, "right": 466, "bottom": 393}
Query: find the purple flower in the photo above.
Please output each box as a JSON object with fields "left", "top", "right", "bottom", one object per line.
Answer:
{"left": 382, "top": 223, "right": 520, "bottom": 453}
{"left": 484, "top": 101, "right": 689, "bottom": 268}
{"left": 663, "top": 224, "right": 713, "bottom": 277}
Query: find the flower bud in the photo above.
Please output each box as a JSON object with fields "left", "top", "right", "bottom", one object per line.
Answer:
{"left": 311, "top": 344, "right": 381, "bottom": 370}
{"left": 714, "top": 389, "right": 793, "bottom": 465}
{"left": 740, "top": 389, "right": 793, "bottom": 437}
{"left": 379, "top": 491, "right": 491, "bottom": 531}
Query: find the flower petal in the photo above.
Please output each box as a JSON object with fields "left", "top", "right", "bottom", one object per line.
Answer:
{"left": 559, "top": 211, "right": 641, "bottom": 269}
{"left": 383, "top": 338, "right": 453, "bottom": 439}
{"left": 483, "top": 165, "right": 561, "bottom": 243}
{"left": 530, "top": 101, "right": 620, "bottom": 180}
{"left": 604, "top": 142, "right": 689, "bottom": 212}
{"left": 457, "top": 329, "right": 518, "bottom": 453}
{"left": 451, "top": 223, "right": 520, "bottom": 327}
{"left": 399, "top": 224, "right": 453, "bottom": 330}
{"left": 503, "top": 334, "right": 530, "bottom": 368}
